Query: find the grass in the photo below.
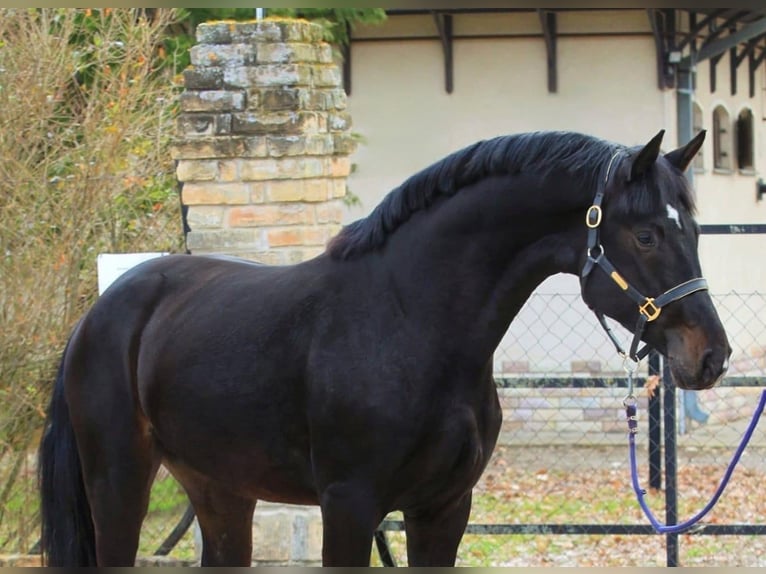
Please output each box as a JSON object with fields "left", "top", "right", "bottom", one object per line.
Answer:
{"left": 147, "top": 476, "right": 189, "bottom": 514}
{"left": 138, "top": 475, "right": 197, "bottom": 561}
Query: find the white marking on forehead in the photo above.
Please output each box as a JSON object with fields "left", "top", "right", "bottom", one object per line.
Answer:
{"left": 666, "top": 203, "right": 682, "bottom": 230}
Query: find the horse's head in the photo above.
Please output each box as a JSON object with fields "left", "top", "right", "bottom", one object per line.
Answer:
{"left": 580, "top": 130, "right": 730, "bottom": 390}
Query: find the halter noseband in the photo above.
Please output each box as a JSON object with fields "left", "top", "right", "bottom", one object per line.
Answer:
{"left": 580, "top": 151, "right": 709, "bottom": 363}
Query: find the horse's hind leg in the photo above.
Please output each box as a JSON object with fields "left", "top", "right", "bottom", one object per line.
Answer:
{"left": 403, "top": 492, "right": 472, "bottom": 566}
{"left": 181, "top": 476, "right": 256, "bottom": 566}
{"left": 72, "top": 406, "right": 161, "bottom": 565}
{"left": 65, "top": 344, "right": 161, "bottom": 564}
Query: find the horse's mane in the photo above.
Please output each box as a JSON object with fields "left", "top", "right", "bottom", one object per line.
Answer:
{"left": 327, "top": 131, "right": 695, "bottom": 260}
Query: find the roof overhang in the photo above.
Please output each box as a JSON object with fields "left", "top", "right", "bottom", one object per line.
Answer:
{"left": 344, "top": 9, "right": 766, "bottom": 97}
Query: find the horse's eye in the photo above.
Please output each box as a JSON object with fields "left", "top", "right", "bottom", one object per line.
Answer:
{"left": 637, "top": 231, "right": 655, "bottom": 247}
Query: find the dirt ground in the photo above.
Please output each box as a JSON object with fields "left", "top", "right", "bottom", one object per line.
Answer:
{"left": 464, "top": 441, "right": 766, "bottom": 567}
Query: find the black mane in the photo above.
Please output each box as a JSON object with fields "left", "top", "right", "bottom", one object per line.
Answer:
{"left": 327, "top": 131, "right": 694, "bottom": 260}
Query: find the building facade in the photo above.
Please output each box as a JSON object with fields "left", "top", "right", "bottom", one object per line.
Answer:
{"left": 343, "top": 9, "right": 766, "bottom": 375}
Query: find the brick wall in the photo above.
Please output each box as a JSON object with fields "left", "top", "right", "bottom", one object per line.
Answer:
{"left": 172, "top": 18, "right": 355, "bottom": 264}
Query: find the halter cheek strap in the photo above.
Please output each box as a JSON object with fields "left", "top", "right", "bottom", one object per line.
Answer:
{"left": 580, "top": 151, "right": 709, "bottom": 363}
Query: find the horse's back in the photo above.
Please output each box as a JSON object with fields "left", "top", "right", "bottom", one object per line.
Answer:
{"left": 66, "top": 254, "right": 326, "bottom": 502}
{"left": 75, "top": 253, "right": 290, "bottom": 383}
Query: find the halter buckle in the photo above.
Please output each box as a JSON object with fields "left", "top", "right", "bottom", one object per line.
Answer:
{"left": 638, "top": 298, "right": 661, "bottom": 321}
{"left": 586, "top": 205, "right": 602, "bottom": 228}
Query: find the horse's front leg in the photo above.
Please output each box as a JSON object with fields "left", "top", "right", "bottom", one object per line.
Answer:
{"left": 404, "top": 491, "right": 472, "bottom": 566}
{"left": 319, "top": 480, "right": 383, "bottom": 566}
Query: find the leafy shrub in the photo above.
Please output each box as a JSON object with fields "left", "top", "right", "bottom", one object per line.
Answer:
{"left": 0, "top": 8, "right": 183, "bottom": 552}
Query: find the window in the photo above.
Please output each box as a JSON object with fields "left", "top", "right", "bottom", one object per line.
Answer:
{"left": 712, "top": 105, "right": 732, "bottom": 171}
{"left": 692, "top": 102, "right": 704, "bottom": 171}
{"left": 736, "top": 107, "right": 754, "bottom": 171}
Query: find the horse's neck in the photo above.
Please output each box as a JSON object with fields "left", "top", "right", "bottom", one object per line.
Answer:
{"left": 380, "top": 176, "right": 589, "bottom": 354}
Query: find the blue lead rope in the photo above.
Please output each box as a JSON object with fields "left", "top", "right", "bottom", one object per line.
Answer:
{"left": 626, "top": 388, "right": 766, "bottom": 534}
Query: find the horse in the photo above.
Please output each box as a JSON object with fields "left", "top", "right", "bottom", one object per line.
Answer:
{"left": 38, "top": 129, "right": 730, "bottom": 567}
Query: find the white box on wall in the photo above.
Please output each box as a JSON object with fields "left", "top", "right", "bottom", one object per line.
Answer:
{"left": 97, "top": 252, "right": 169, "bottom": 295}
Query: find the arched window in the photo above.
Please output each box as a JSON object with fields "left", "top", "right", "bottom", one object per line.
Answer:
{"left": 712, "top": 105, "right": 732, "bottom": 171}
{"left": 692, "top": 102, "right": 704, "bottom": 171}
{"left": 736, "top": 107, "right": 754, "bottom": 172}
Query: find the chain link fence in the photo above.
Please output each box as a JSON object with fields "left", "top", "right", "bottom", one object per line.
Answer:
{"left": 376, "top": 288, "right": 766, "bottom": 566}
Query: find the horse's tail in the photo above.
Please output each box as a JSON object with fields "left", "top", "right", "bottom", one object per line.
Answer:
{"left": 38, "top": 338, "right": 97, "bottom": 566}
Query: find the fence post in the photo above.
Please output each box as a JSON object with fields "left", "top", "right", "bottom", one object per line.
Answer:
{"left": 662, "top": 357, "right": 679, "bottom": 566}
{"left": 648, "top": 350, "right": 662, "bottom": 490}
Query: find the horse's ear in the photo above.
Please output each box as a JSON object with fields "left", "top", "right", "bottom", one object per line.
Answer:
{"left": 628, "top": 129, "right": 665, "bottom": 181}
{"left": 664, "top": 130, "right": 706, "bottom": 173}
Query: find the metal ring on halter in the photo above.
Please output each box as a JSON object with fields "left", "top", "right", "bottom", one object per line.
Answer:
{"left": 622, "top": 355, "right": 639, "bottom": 375}
{"left": 587, "top": 244, "right": 604, "bottom": 260}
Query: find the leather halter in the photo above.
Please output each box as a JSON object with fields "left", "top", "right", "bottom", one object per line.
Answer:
{"left": 580, "top": 151, "right": 709, "bottom": 363}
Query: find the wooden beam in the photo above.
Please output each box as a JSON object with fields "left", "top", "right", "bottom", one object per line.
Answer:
{"left": 710, "top": 52, "right": 724, "bottom": 93}
{"left": 732, "top": 36, "right": 762, "bottom": 95}
{"left": 706, "top": 16, "right": 744, "bottom": 93}
{"left": 538, "top": 9, "right": 557, "bottom": 93}
{"left": 696, "top": 14, "right": 766, "bottom": 63}
{"left": 749, "top": 42, "right": 766, "bottom": 97}
{"left": 648, "top": 9, "right": 676, "bottom": 90}
{"left": 675, "top": 9, "right": 727, "bottom": 51}
{"left": 731, "top": 27, "right": 739, "bottom": 95}
{"left": 341, "top": 22, "right": 352, "bottom": 95}
{"left": 433, "top": 11, "right": 454, "bottom": 94}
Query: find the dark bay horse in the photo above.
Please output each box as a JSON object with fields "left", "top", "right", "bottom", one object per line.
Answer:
{"left": 39, "top": 129, "right": 730, "bottom": 566}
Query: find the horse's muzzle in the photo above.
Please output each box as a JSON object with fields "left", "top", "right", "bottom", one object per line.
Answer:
{"left": 668, "top": 341, "right": 731, "bottom": 390}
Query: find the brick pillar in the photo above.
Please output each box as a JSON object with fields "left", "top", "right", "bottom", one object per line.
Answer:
{"left": 172, "top": 19, "right": 355, "bottom": 265}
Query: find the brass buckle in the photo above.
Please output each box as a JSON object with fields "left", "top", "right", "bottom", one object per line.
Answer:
{"left": 638, "top": 298, "right": 662, "bottom": 321}
{"left": 586, "top": 205, "right": 602, "bottom": 228}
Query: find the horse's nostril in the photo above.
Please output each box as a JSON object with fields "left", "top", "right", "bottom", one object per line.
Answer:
{"left": 702, "top": 347, "right": 727, "bottom": 385}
